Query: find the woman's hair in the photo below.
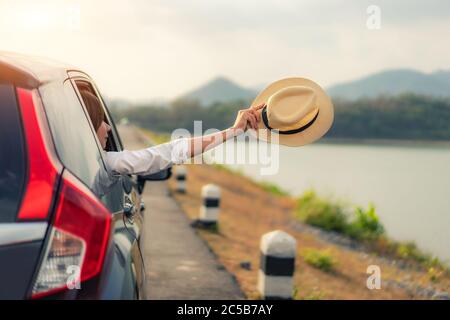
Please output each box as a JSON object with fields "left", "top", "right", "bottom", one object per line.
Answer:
{"left": 81, "top": 90, "right": 105, "bottom": 131}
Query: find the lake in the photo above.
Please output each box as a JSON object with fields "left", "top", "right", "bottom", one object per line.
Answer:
{"left": 204, "top": 138, "right": 450, "bottom": 264}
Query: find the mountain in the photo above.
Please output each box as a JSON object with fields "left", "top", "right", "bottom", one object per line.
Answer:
{"left": 431, "top": 70, "right": 450, "bottom": 88}
{"left": 177, "top": 69, "right": 450, "bottom": 105}
{"left": 327, "top": 69, "right": 450, "bottom": 100}
{"left": 178, "top": 76, "right": 257, "bottom": 106}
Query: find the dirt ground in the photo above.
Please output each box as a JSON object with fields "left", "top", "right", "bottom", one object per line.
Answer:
{"left": 167, "top": 163, "right": 450, "bottom": 300}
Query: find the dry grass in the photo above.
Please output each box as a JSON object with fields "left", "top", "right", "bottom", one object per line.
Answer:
{"left": 168, "top": 163, "right": 450, "bottom": 300}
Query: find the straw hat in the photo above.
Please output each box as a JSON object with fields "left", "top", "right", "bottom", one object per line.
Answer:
{"left": 250, "top": 77, "right": 334, "bottom": 147}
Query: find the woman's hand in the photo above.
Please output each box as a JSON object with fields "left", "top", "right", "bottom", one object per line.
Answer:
{"left": 231, "top": 103, "right": 266, "bottom": 133}
{"left": 187, "top": 103, "right": 266, "bottom": 158}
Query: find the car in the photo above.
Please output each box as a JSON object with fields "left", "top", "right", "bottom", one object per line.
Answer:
{"left": 0, "top": 52, "right": 168, "bottom": 299}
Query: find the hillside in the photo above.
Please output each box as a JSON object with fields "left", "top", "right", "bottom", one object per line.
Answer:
{"left": 111, "top": 69, "right": 450, "bottom": 109}
{"left": 327, "top": 69, "right": 450, "bottom": 99}
{"left": 164, "top": 161, "right": 450, "bottom": 300}
{"left": 177, "top": 76, "right": 256, "bottom": 106}
{"left": 114, "top": 93, "right": 450, "bottom": 141}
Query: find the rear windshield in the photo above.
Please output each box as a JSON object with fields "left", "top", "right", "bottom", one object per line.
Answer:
{"left": 0, "top": 83, "right": 26, "bottom": 222}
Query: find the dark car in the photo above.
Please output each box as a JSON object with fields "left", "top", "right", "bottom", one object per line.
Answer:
{"left": 0, "top": 52, "right": 166, "bottom": 299}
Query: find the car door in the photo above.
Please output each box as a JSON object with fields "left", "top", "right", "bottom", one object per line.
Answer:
{"left": 67, "top": 73, "right": 145, "bottom": 299}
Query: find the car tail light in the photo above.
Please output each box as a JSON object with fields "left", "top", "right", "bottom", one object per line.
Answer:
{"left": 16, "top": 87, "right": 60, "bottom": 220}
{"left": 31, "top": 170, "right": 112, "bottom": 299}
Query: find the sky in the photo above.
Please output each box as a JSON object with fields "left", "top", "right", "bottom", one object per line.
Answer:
{"left": 1, "top": 0, "right": 449, "bottom": 102}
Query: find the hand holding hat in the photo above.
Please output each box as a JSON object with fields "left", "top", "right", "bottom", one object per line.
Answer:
{"left": 249, "top": 77, "right": 334, "bottom": 147}
{"left": 230, "top": 102, "right": 266, "bottom": 133}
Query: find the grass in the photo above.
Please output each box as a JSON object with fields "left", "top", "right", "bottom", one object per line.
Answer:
{"left": 165, "top": 155, "right": 450, "bottom": 300}
{"left": 302, "top": 248, "right": 337, "bottom": 273}
{"left": 295, "top": 189, "right": 449, "bottom": 273}
{"left": 395, "top": 241, "right": 429, "bottom": 263}
{"left": 141, "top": 128, "right": 448, "bottom": 274}
{"left": 257, "top": 181, "right": 290, "bottom": 197}
{"left": 295, "top": 189, "right": 387, "bottom": 242}
{"left": 212, "top": 163, "right": 243, "bottom": 175}
{"left": 293, "top": 285, "right": 326, "bottom": 300}
{"left": 200, "top": 222, "right": 221, "bottom": 234}
{"left": 428, "top": 267, "right": 445, "bottom": 283}
{"left": 140, "top": 128, "right": 171, "bottom": 144}
{"left": 213, "top": 163, "right": 290, "bottom": 197}
{"left": 346, "top": 203, "right": 385, "bottom": 241}
{"left": 295, "top": 190, "right": 349, "bottom": 232}
{"left": 301, "top": 291, "right": 326, "bottom": 300}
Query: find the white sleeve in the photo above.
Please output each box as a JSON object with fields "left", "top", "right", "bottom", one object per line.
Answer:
{"left": 104, "top": 137, "right": 190, "bottom": 175}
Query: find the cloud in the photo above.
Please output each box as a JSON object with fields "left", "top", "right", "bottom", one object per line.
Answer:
{"left": 0, "top": 0, "right": 449, "bottom": 100}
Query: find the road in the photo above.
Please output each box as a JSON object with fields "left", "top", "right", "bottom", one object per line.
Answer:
{"left": 117, "top": 125, "right": 244, "bottom": 300}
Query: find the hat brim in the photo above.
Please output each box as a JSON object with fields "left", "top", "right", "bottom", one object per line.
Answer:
{"left": 249, "top": 77, "right": 334, "bottom": 147}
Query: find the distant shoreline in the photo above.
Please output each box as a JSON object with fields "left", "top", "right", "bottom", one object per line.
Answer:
{"left": 318, "top": 137, "right": 450, "bottom": 148}
{"left": 139, "top": 124, "right": 450, "bottom": 148}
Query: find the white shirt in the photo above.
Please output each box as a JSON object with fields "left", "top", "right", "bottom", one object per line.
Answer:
{"left": 104, "top": 137, "right": 190, "bottom": 176}
{"left": 92, "top": 138, "right": 190, "bottom": 197}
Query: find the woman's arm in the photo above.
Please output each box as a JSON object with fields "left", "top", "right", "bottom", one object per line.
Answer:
{"left": 104, "top": 103, "right": 265, "bottom": 176}
{"left": 186, "top": 103, "right": 265, "bottom": 158}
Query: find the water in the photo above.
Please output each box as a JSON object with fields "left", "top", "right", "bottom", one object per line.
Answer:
{"left": 205, "top": 140, "right": 450, "bottom": 263}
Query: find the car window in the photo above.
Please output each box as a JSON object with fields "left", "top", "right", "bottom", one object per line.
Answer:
{"left": 74, "top": 80, "right": 122, "bottom": 152}
{"left": 40, "top": 79, "right": 123, "bottom": 213}
{"left": 0, "top": 83, "right": 26, "bottom": 222}
{"left": 40, "top": 80, "right": 104, "bottom": 188}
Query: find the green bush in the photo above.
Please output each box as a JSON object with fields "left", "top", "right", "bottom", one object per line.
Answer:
{"left": 295, "top": 192, "right": 386, "bottom": 241}
{"left": 294, "top": 190, "right": 448, "bottom": 271}
{"left": 302, "top": 248, "right": 336, "bottom": 272}
{"left": 346, "top": 203, "right": 385, "bottom": 241}
{"left": 395, "top": 242, "right": 429, "bottom": 263}
{"left": 295, "top": 190, "right": 349, "bottom": 233}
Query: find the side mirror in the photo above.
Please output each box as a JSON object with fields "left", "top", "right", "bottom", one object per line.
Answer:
{"left": 137, "top": 168, "right": 172, "bottom": 193}
{"left": 140, "top": 167, "right": 172, "bottom": 181}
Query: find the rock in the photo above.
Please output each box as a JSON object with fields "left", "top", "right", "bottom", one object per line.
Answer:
{"left": 432, "top": 292, "right": 450, "bottom": 300}
{"left": 216, "top": 265, "right": 226, "bottom": 271}
{"left": 239, "top": 261, "right": 252, "bottom": 270}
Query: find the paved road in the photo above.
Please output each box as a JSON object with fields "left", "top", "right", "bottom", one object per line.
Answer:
{"left": 117, "top": 125, "right": 244, "bottom": 300}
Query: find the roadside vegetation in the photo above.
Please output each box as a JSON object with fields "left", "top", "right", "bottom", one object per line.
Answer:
{"left": 163, "top": 153, "right": 450, "bottom": 299}
{"left": 301, "top": 248, "right": 337, "bottom": 273}
{"left": 136, "top": 127, "right": 449, "bottom": 296}
{"left": 208, "top": 163, "right": 449, "bottom": 278}
{"left": 209, "top": 161, "right": 449, "bottom": 278}
{"left": 294, "top": 190, "right": 449, "bottom": 275}
{"left": 140, "top": 128, "right": 170, "bottom": 144}
{"left": 213, "top": 164, "right": 290, "bottom": 197}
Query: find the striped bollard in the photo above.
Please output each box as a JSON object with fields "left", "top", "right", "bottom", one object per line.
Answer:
{"left": 199, "top": 184, "right": 221, "bottom": 226}
{"left": 175, "top": 165, "right": 186, "bottom": 193}
{"left": 258, "top": 230, "right": 296, "bottom": 300}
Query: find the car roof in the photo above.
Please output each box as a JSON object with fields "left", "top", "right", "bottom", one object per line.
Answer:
{"left": 0, "top": 51, "right": 88, "bottom": 89}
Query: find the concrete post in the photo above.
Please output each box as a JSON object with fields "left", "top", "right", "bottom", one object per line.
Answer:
{"left": 258, "top": 230, "right": 296, "bottom": 300}
{"left": 199, "top": 184, "right": 221, "bottom": 226}
{"left": 175, "top": 165, "right": 187, "bottom": 193}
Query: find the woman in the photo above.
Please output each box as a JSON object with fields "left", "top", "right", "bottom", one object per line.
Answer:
{"left": 81, "top": 90, "right": 264, "bottom": 177}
